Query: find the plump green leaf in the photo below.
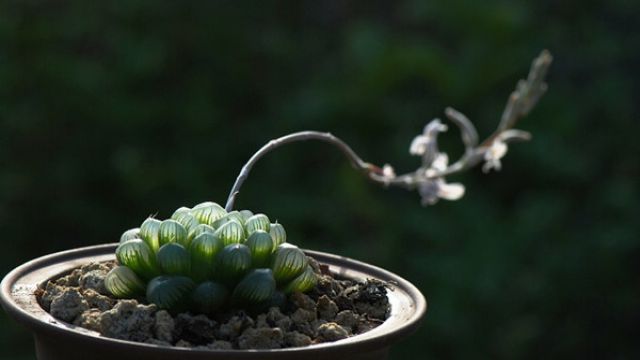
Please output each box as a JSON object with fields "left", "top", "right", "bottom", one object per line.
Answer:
{"left": 271, "top": 243, "right": 308, "bottom": 284}
{"left": 239, "top": 210, "right": 254, "bottom": 222}
{"left": 190, "top": 233, "right": 224, "bottom": 281}
{"left": 245, "top": 214, "right": 270, "bottom": 235}
{"left": 214, "top": 220, "right": 245, "bottom": 246}
{"left": 173, "top": 212, "right": 200, "bottom": 234}
{"left": 146, "top": 275, "right": 195, "bottom": 312}
{"left": 116, "top": 239, "right": 159, "bottom": 279}
{"left": 187, "top": 223, "right": 215, "bottom": 243}
{"left": 269, "top": 222, "right": 287, "bottom": 248}
{"left": 282, "top": 265, "right": 317, "bottom": 294}
{"left": 158, "top": 219, "right": 188, "bottom": 247}
{"left": 170, "top": 207, "right": 191, "bottom": 220}
{"left": 104, "top": 265, "right": 145, "bottom": 298}
{"left": 191, "top": 201, "right": 226, "bottom": 225}
{"left": 211, "top": 211, "right": 245, "bottom": 228}
{"left": 191, "top": 281, "right": 228, "bottom": 314}
{"left": 245, "top": 230, "right": 274, "bottom": 268}
{"left": 139, "top": 218, "right": 161, "bottom": 252}
{"left": 231, "top": 269, "right": 276, "bottom": 306}
{"left": 120, "top": 228, "right": 141, "bottom": 244}
{"left": 157, "top": 243, "right": 191, "bottom": 276}
{"left": 215, "top": 244, "right": 252, "bottom": 285}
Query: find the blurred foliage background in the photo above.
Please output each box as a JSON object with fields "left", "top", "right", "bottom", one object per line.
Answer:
{"left": 1, "top": 0, "right": 638, "bottom": 359}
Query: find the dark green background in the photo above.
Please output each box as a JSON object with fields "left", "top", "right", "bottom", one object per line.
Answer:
{"left": 1, "top": 1, "right": 638, "bottom": 359}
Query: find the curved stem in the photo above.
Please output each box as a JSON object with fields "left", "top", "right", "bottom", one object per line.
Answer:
{"left": 225, "top": 51, "right": 551, "bottom": 209}
{"left": 225, "top": 131, "right": 380, "bottom": 211}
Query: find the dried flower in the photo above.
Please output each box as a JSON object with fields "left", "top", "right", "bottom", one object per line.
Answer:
{"left": 419, "top": 154, "right": 465, "bottom": 205}
{"left": 409, "top": 120, "right": 448, "bottom": 156}
{"left": 482, "top": 140, "right": 508, "bottom": 173}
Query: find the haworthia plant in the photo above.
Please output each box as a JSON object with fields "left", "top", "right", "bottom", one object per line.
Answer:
{"left": 105, "top": 201, "right": 317, "bottom": 314}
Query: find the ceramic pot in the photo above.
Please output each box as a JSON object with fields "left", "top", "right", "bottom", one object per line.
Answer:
{"left": 1, "top": 244, "right": 426, "bottom": 360}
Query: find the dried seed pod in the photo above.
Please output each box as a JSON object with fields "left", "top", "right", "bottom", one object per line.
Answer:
{"left": 157, "top": 243, "right": 191, "bottom": 276}
{"left": 269, "top": 222, "right": 286, "bottom": 247}
{"left": 139, "top": 218, "right": 161, "bottom": 252}
{"left": 231, "top": 269, "right": 276, "bottom": 306}
{"left": 214, "top": 220, "right": 245, "bottom": 246}
{"left": 146, "top": 275, "right": 195, "bottom": 313}
{"left": 215, "top": 244, "right": 252, "bottom": 285}
{"left": 282, "top": 265, "right": 317, "bottom": 294}
{"left": 120, "top": 228, "right": 140, "bottom": 244}
{"left": 191, "top": 281, "right": 228, "bottom": 315}
{"left": 191, "top": 202, "right": 226, "bottom": 225}
{"left": 116, "top": 239, "right": 159, "bottom": 280}
{"left": 271, "top": 243, "right": 307, "bottom": 284}
{"left": 212, "top": 211, "right": 246, "bottom": 228}
{"left": 245, "top": 214, "right": 270, "bottom": 235}
{"left": 190, "top": 233, "right": 224, "bottom": 281}
{"left": 158, "top": 219, "right": 188, "bottom": 247}
{"left": 104, "top": 265, "right": 145, "bottom": 298}
{"left": 245, "top": 230, "right": 274, "bottom": 268}
{"left": 187, "top": 223, "right": 215, "bottom": 243}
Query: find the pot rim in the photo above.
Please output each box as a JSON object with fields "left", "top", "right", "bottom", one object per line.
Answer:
{"left": 1, "top": 243, "right": 426, "bottom": 357}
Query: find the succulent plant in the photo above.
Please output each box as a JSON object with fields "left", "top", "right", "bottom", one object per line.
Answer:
{"left": 105, "top": 201, "right": 317, "bottom": 314}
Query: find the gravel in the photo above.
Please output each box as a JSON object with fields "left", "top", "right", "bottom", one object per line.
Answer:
{"left": 38, "top": 258, "right": 390, "bottom": 350}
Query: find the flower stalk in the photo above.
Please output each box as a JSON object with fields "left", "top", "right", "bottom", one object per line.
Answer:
{"left": 225, "top": 50, "right": 553, "bottom": 209}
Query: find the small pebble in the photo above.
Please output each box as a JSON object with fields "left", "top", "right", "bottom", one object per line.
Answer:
{"left": 154, "top": 310, "right": 175, "bottom": 343}
{"left": 290, "top": 292, "right": 316, "bottom": 312}
{"left": 50, "top": 288, "right": 89, "bottom": 323}
{"left": 317, "top": 322, "right": 349, "bottom": 342}
{"left": 283, "top": 331, "right": 312, "bottom": 347}
{"left": 317, "top": 295, "right": 339, "bottom": 320}
{"left": 40, "top": 260, "right": 389, "bottom": 350}
{"left": 82, "top": 289, "right": 114, "bottom": 311}
{"left": 238, "top": 327, "right": 284, "bottom": 349}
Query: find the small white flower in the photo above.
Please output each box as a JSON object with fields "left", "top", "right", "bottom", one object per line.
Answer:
{"left": 482, "top": 140, "right": 508, "bottom": 173}
{"left": 418, "top": 178, "right": 465, "bottom": 205}
{"left": 436, "top": 180, "right": 465, "bottom": 200}
{"left": 409, "top": 120, "right": 448, "bottom": 156}
{"left": 381, "top": 164, "right": 396, "bottom": 185}
{"left": 431, "top": 153, "right": 449, "bottom": 172}
{"left": 419, "top": 153, "right": 465, "bottom": 205}
{"left": 409, "top": 135, "right": 429, "bottom": 156}
{"left": 382, "top": 164, "right": 395, "bottom": 178}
